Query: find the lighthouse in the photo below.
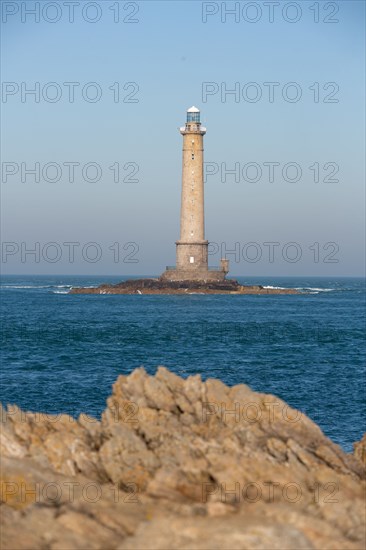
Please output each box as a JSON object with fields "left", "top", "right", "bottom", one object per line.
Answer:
{"left": 161, "top": 107, "right": 229, "bottom": 282}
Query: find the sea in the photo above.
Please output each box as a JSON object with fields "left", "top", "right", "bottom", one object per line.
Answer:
{"left": 1, "top": 275, "right": 365, "bottom": 453}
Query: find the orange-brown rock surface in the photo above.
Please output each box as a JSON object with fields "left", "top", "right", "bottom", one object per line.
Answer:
{"left": 354, "top": 433, "right": 366, "bottom": 465}
{"left": 1, "top": 367, "right": 365, "bottom": 549}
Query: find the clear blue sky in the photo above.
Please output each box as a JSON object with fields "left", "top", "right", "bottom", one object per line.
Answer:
{"left": 1, "top": 1, "right": 365, "bottom": 276}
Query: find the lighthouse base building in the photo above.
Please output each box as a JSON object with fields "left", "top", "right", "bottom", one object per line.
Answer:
{"left": 161, "top": 256, "right": 229, "bottom": 283}
{"left": 161, "top": 107, "right": 229, "bottom": 283}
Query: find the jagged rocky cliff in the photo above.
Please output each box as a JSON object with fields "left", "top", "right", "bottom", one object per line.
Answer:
{"left": 1, "top": 367, "right": 365, "bottom": 549}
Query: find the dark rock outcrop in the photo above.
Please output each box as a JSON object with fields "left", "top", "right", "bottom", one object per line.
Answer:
{"left": 70, "top": 278, "right": 298, "bottom": 295}
{"left": 1, "top": 367, "right": 365, "bottom": 549}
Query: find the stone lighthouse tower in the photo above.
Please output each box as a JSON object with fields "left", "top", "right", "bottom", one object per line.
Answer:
{"left": 161, "top": 107, "right": 229, "bottom": 282}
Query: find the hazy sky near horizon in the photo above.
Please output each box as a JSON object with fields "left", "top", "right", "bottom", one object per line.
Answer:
{"left": 1, "top": 0, "right": 365, "bottom": 276}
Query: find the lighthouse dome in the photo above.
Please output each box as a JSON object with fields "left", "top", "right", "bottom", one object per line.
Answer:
{"left": 187, "top": 106, "right": 200, "bottom": 113}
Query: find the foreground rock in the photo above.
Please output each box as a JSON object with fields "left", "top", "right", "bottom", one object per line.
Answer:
{"left": 1, "top": 367, "right": 365, "bottom": 549}
{"left": 354, "top": 434, "right": 366, "bottom": 465}
{"left": 70, "top": 278, "right": 298, "bottom": 295}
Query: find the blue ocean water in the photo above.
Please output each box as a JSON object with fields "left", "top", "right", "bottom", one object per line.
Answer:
{"left": 1, "top": 275, "right": 365, "bottom": 452}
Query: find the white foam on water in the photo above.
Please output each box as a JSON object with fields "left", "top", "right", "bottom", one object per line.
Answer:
{"left": 1, "top": 285, "right": 52, "bottom": 289}
{"left": 262, "top": 285, "right": 335, "bottom": 293}
{"left": 295, "top": 287, "right": 335, "bottom": 292}
{"left": 54, "top": 285, "right": 72, "bottom": 289}
{"left": 1, "top": 284, "right": 76, "bottom": 293}
{"left": 262, "top": 285, "right": 287, "bottom": 290}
